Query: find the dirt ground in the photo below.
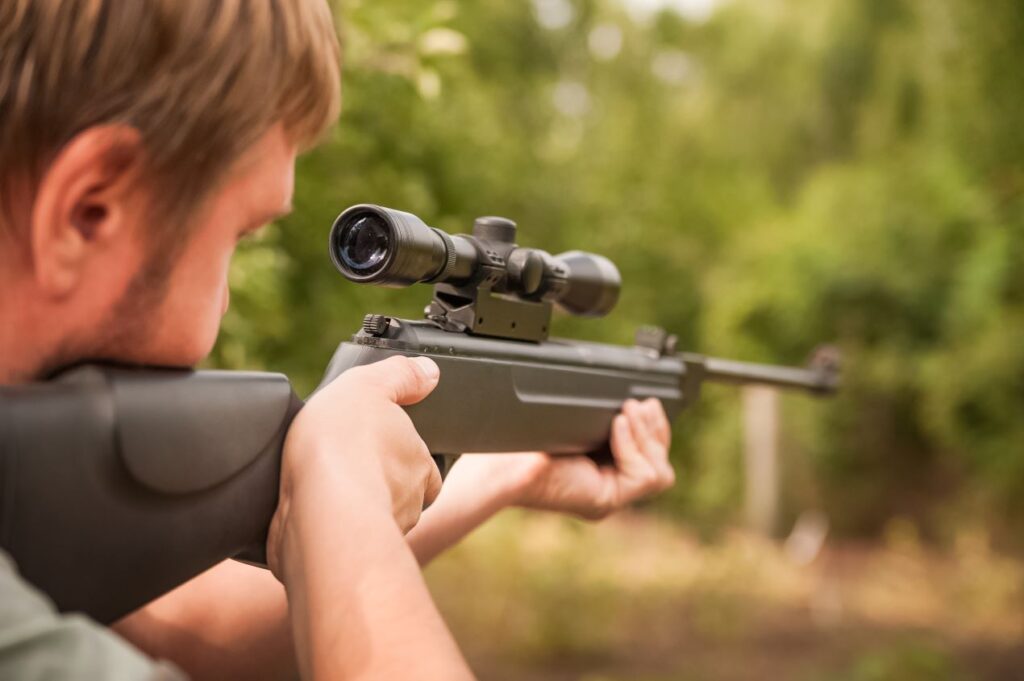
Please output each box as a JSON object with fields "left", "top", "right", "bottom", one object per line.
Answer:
{"left": 425, "top": 512, "right": 1024, "bottom": 681}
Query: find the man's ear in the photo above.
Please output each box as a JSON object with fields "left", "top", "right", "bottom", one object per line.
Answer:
{"left": 30, "top": 125, "right": 145, "bottom": 298}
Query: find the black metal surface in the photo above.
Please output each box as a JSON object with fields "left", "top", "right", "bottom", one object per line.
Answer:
{"left": 320, "top": 319, "right": 691, "bottom": 456}
{"left": 0, "top": 366, "right": 300, "bottom": 624}
{"left": 694, "top": 355, "right": 839, "bottom": 394}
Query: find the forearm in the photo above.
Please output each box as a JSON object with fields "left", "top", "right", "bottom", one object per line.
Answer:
{"left": 279, "top": 473, "right": 474, "bottom": 681}
{"left": 406, "top": 480, "right": 513, "bottom": 566}
{"left": 114, "top": 561, "right": 296, "bottom": 681}
{"left": 405, "top": 455, "right": 533, "bottom": 566}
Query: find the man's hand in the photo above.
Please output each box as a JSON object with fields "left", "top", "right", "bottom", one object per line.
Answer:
{"left": 514, "top": 397, "right": 674, "bottom": 518}
{"left": 406, "top": 398, "right": 674, "bottom": 565}
{"left": 267, "top": 355, "right": 443, "bottom": 576}
{"left": 457, "top": 398, "right": 674, "bottom": 519}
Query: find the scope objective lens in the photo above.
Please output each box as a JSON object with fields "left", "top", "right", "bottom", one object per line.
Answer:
{"left": 335, "top": 214, "right": 392, "bottom": 276}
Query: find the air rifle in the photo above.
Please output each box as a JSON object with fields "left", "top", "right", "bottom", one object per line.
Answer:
{"left": 0, "top": 205, "right": 838, "bottom": 624}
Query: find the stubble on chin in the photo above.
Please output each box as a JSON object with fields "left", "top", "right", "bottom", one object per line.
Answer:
{"left": 35, "top": 249, "right": 177, "bottom": 380}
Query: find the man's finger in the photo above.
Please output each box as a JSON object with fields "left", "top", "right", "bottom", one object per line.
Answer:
{"left": 643, "top": 400, "right": 675, "bottom": 486}
{"left": 614, "top": 399, "right": 655, "bottom": 473}
{"left": 423, "top": 454, "right": 444, "bottom": 507}
{"left": 611, "top": 410, "right": 661, "bottom": 495}
{"left": 626, "top": 400, "right": 662, "bottom": 461}
{"left": 625, "top": 400, "right": 675, "bottom": 491}
{"left": 396, "top": 505, "right": 423, "bottom": 535}
{"left": 610, "top": 412, "right": 643, "bottom": 470}
{"left": 644, "top": 398, "right": 671, "bottom": 445}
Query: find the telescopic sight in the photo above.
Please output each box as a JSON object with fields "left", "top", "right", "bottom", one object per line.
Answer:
{"left": 328, "top": 204, "right": 622, "bottom": 321}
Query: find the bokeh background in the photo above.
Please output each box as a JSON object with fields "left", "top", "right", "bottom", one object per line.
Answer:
{"left": 209, "top": 0, "right": 1024, "bottom": 678}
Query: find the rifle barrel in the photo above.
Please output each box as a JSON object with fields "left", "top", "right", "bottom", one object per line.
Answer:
{"left": 683, "top": 354, "right": 838, "bottom": 394}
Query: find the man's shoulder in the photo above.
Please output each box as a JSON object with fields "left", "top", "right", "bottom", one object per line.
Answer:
{"left": 0, "top": 549, "right": 188, "bottom": 680}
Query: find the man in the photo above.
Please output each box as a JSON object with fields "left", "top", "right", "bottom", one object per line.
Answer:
{"left": 0, "top": 1, "right": 675, "bottom": 679}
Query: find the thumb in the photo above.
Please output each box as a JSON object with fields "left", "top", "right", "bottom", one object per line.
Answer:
{"left": 349, "top": 355, "right": 441, "bottom": 406}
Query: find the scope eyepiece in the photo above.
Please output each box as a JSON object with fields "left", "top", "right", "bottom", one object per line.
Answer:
{"left": 554, "top": 251, "right": 621, "bottom": 318}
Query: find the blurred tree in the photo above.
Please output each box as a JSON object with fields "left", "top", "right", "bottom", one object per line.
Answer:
{"left": 209, "top": 0, "right": 1024, "bottom": 539}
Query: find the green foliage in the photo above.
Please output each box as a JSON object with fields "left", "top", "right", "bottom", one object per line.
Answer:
{"left": 211, "top": 0, "right": 1024, "bottom": 536}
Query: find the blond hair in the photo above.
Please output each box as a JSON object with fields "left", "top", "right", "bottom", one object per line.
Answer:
{"left": 0, "top": 0, "right": 341, "bottom": 240}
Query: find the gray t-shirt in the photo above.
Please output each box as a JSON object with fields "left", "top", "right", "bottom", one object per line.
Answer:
{"left": 0, "top": 550, "right": 187, "bottom": 680}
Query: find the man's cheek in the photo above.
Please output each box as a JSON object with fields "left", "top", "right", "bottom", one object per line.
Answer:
{"left": 221, "top": 243, "right": 239, "bottom": 316}
{"left": 173, "top": 266, "right": 230, "bottom": 360}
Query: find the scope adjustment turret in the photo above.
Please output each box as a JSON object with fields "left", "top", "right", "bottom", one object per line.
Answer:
{"left": 472, "top": 216, "right": 517, "bottom": 243}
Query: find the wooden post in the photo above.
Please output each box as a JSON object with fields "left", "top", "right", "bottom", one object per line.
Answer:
{"left": 743, "top": 385, "right": 780, "bottom": 536}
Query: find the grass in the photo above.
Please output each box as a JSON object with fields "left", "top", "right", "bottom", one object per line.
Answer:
{"left": 424, "top": 511, "right": 1024, "bottom": 681}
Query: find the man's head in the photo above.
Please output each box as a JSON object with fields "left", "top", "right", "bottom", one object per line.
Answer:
{"left": 0, "top": 0, "right": 340, "bottom": 382}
